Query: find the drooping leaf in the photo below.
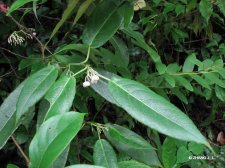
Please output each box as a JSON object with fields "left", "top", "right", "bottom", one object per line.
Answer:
{"left": 72, "top": 0, "right": 94, "bottom": 27}
{"left": 7, "top": 0, "right": 34, "bottom": 15}
{"left": 104, "top": 124, "right": 161, "bottom": 167}
{"left": 199, "top": 0, "right": 213, "bottom": 23}
{"left": 191, "top": 74, "right": 211, "bottom": 90}
{"left": 215, "top": 85, "right": 225, "bottom": 101}
{"left": 205, "top": 73, "right": 225, "bottom": 88}
{"left": 16, "top": 65, "right": 58, "bottom": 123}
{"left": 171, "top": 88, "right": 188, "bottom": 104}
{"left": 108, "top": 77, "right": 210, "bottom": 148}
{"left": 156, "top": 63, "right": 167, "bottom": 75}
{"left": 162, "top": 138, "right": 176, "bottom": 168}
{"left": 174, "top": 76, "right": 193, "bottom": 91}
{"left": 0, "top": 82, "right": 24, "bottom": 149}
{"left": 164, "top": 74, "right": 175, "bottom": 87}
{"left": 43, "top": 75, "right": 76, "bottom": 121}
{"left": 118, "top": 160, "right": 151, "bottom": 168}
{"left": 29, "top": 112, "right": 84, "bottom": 168}
{"left": 47, "top": 0, "right": 80, "bottom": 43}
{"left": 93, "top": 139, "right": 118, "bottom": 168}
{"left": 213, "top": 66, "right": 225, "bottom": 79}
{"left": 82, "top": 0, "right": 123, "bottom": 48}
{"left": 122, "top": 27, "right": 161, "bottom": 63}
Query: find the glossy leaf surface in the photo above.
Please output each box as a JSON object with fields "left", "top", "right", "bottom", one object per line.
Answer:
{"left": 108, "top": 78, "right": 210, "bottom": 147}
{"left": 82, "top": 0, "right": 123, "bottom": 48}
{"left": 29, "top": 112, "right": 84, "bottom": 168}
{"left": 16, "top": 66, "right": 58, "bottom": 123}
{"left": 104, "top": 124, "right": 161, "bottom": 166}
{"left": 44, "top": 75, "right": 76, "bottom": 121}
{"left": 93, "top": 139, "right": 118, "bottom": 168}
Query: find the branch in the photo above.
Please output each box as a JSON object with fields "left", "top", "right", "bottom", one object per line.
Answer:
{"left": 11, "top": 136, "right": 30, "bottom": 167}
{"left": 6, "top": 13, "right": 53, "bottom": 59}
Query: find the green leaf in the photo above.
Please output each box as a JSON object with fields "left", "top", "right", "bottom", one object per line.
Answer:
{"left": 118, "top": 160, "right": 151, "bottom": 168}
{"left": 16, "top": 66, "right": 58, "bottom": 123}
{"left": 191, "top": 74, "right": 211, "bottom": 90}
{"left": 72, "top": 0, "right": 93, "bottom": 27}
{"left": 213, "top": 66, "right": 225, "bottom": 79}
{"left": 66, "top": 165, "right": 105, "bottom": 168}
{"left": 205, "top": 73, "right": 225, "bottom": 88}
{"left": 164, "top": 74, "right": 175, "bottom": 87}
{"left": 176, "top": 146, "right": 193, "bottom": 163}
{"left": 174, "top": 76, "right": 193, "bottom": 91}
{"left": 47, "top": 0, "right": 79, "bottom": 43}
{"left": 156, "top": 63, "right": 167, "bottom": 75}
{"left": 110, "top": 36, "right": 129, "bottom": 67}
{"left": 82, "top": 0, "right": 123, "bottom": 48}
{"left": 93, "top": 139, "right": 118, "bottom": 168}
{"left": 50, "top": 146, "right": 70, "bottom": 168}
{"left": 171, "top": 88, "right": 188, "bottom": 104}
{"left": 108, "top": 78, "right": 210, "bottom": 147}
{"left": 0, "top": 82, "right": 24, "bottom": 149}
{"left": 162, "top": 138, "right": 176, "bottom": 168}
{"left": 104, "top": 124, "right": 161, "bottom": 167}
{"left": 43, "top": 75, "right": 76, "bottom": 121}
{"left": 118, "top": 2, "right": 134, "bottom": 27}
{"left": 215, "top": 85, "right": 225, "bottom": 101}
{"left": 7, "top": 0, "right": 34, "bottom": 15}
{"left": 188, "top": 142, "right": 204, "bottom": 155}
{"left": 29, "top": 112, "right": 84, "bottom": 168}
{"left": 216, "top": 0, "right": 225, "bottom": 17}
{"left": 199, "top": 0, "right": 213, "bottom": 23}
{"left": 122, "top": 28, "right": 161, "bottom": 63}
{"left": 7, "top": 164, "right": 19, "bottom": 168}
{"left": 182, "top": 53, "right": 196, "bottom": 72}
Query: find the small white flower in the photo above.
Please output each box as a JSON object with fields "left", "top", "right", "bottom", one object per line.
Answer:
{"left": 83, "top": 81, "right": 91, "bottom": 88}
{"left": 134, "top": 0, "right": 146, "bottom": 11}
{"left": 32, "top": 32, "right": 36, "bottom": 36}
{"left": 91, "top": 75, "right": 99, "bottom": 84}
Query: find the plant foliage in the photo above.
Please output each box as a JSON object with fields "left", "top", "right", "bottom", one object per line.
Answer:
{"left": 0, "top": 0, "right": 225, "bottom": 168}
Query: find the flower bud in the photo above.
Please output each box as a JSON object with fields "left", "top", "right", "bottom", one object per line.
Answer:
{"left": 91, "top": 75, "right": 99, "bottom": 84}
{"left": 83, "top": 81, "right": 91, "bottom": 88}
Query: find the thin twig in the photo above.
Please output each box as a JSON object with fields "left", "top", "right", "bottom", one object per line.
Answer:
{"left": 0, "top": 46, "right": 43, "bottom": 60}
{"left": 11, "top": 136, "right": 30, "bottom": 167}
{"left": 6, "top": 14, "right": 53, "bottom": 58}
{"left": 1, "top": 52, "right": 22, "bottom": 79}
{"left": 0, "top": 70, "right": 12, "bottom": 78}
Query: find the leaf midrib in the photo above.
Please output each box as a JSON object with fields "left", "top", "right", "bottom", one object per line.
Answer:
{"left": 44, "top": 77, "right": 72, "bottom": 120}
{"left": 36, "top": 120, "right": 76, "bottom": 168}
{"left": 17, "top": 67, "right": 55, "bottom": 119}
{"left": 89, "top": 3, "right": 119, "bottom": 45}
{"left": 111, "top": 80, "right": 202, "bottom": 141}
{"left": 99, "top": 140, "right": 111, "bottom": 168}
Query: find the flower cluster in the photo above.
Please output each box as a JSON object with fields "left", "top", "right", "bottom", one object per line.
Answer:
{"left": 134, "top": 0, "right": 146, "bottom": 11}
{"left": 0, "top": 3, "right": 9, "bottom": 13}
{"left": 8, "top": 29, "right": 34, "bottom": 46}
{"left": 83, "top": 68, "right": 100, "bottom": 88}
